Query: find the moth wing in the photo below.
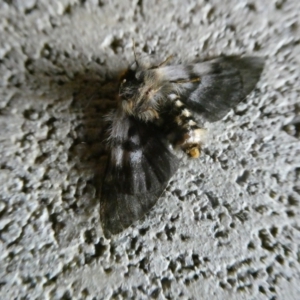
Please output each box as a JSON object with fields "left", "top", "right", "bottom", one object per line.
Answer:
{"left": 162, "top": 56, "right": 264, "bottom": 122}
{"left": 100, "top": 111, "right": 179, "bottom": 237}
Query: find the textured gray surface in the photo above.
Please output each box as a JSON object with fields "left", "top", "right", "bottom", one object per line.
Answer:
{"left": 0, "top": 0, "right": 300, "bottom": 299}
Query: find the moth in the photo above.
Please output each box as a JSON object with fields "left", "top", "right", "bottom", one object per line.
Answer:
{"left": 100, "top": 52, "right": 264, "bottom": 238}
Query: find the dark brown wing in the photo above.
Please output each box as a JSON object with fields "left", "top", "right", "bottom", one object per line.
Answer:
{"left": 100, "top": 110, "right": 179, "bottom": 237}
{"left": 161, "top": 56, "right": 264, "bottom": 122}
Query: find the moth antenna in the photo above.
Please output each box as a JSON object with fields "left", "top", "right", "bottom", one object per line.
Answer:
{"left": 170, "top": 77, "right": 201, "bottom": 84}
{"left": 132, "top": 39, "right": 139, "bottom": 67}
{"left": 150, "top": 55, "right": 173, "bottom": 69}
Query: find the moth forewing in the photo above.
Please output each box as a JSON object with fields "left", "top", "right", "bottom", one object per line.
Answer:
{"left": 100, "top": 110, "right": 179, "bottom": 237}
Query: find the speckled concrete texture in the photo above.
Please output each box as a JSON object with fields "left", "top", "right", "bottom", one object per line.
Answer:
{"left": 0, "top": 0, "right": 300, "bottom": 299}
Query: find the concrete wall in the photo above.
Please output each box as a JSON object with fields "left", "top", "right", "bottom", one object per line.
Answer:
{"left": 0, "top": 0, "right": 299, "bottom": 299}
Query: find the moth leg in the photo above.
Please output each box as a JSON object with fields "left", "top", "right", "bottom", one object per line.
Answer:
{"left": 163, "top": 96, "right": 206, "bottom": 158}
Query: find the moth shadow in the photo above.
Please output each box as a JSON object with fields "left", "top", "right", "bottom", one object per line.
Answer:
{"left": 23, "top": 60, "right": 121, "bottom": 215}
{"left": 68, "top": 73, "right": 118, "bottom": 209}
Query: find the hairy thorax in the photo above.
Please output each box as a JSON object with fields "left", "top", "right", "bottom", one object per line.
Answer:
{"left": 119, "top": 68, "right": 173, "bottom": 122}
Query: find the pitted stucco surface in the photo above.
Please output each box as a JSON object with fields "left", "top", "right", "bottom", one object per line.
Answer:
{"left": 0, "top": 0, "right": 300, "bottom": 299}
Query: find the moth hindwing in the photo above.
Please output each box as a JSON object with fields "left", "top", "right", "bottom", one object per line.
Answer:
{"left": 100, "top": 54, "right": 264, "bottom": 237}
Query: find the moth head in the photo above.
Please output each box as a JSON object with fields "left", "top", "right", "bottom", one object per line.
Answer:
{"left": 119, "top": 69, "right": 141, "bottom": 113}
{"left": 119, "top": 68, "right": 162, "bottom": 122}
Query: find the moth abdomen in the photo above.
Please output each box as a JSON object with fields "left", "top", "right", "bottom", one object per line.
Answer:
{"left": 161, "top": 96, "right": 206, "bottom": 158}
